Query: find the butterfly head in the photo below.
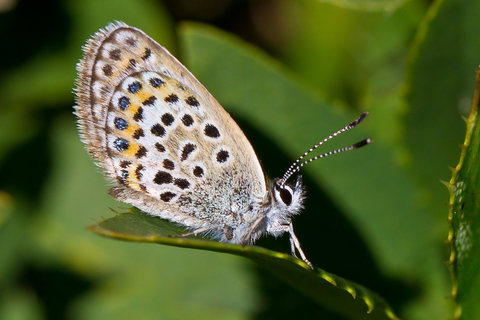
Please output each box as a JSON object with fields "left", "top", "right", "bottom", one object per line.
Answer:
{"left": 262, "top": 175, "right": 305, "bottom": 238}
{"left": 272, "top": 175, "right": 305, "bottom": 215}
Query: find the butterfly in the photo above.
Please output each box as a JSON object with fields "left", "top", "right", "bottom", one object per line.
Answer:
{"left": 74, "top": 22, "right": 371, "bottom": 269}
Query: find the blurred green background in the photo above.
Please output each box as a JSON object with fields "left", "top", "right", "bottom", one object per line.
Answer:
{"left": 0, "top": 0, "right": 477, "bottom": 319}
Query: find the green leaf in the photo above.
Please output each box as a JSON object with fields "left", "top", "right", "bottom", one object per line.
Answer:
{"left": 446, "top": 68, "right": 480, "bottom": 320}
{"left": 404, "top": 0, "right": 480, "bottom": 211}
{"left": 89, "top": 209, "right": 399, "bottom": 320}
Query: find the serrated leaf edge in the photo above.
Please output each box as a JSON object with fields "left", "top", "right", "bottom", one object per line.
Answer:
{"left": 444, "top": 67, "right": 480, "bottom": 319}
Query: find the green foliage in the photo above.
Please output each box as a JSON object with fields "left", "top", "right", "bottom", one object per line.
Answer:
{"left": 90, "top": 208, "right": 398, "bottom": 320}
{"left": 0, "top": 0, "right": 479, "bottom": 319}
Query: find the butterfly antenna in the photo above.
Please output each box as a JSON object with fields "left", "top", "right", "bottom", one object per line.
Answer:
{"left": 279, "top": 112, "right": 371, "bottom": 187}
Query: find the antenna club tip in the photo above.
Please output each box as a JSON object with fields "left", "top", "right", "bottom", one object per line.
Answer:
{"left": 353, "top": 138, "right": 372, "bottom": 149}
{"left": 350, "top": 112, "right": 369, "bottom": 128}
{"left": 357, "top": 112, "right": 369, "bottom": 123}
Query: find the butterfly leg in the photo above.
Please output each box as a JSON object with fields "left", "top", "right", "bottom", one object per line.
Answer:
{"left": 288, "top": 223, "right": 314, "bottom": 270}
{"left": 241, "top": 215, "right": 267, "bottom": 247}
{"left": 169, "top": 226, "right": 215, "bottom": 239}
{"left": 288, "top": 235, "right": 299, "bottom": 259}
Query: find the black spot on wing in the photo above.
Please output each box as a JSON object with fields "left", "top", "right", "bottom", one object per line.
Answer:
{"left": 174, "top": 178, "right": 190, "bottom": 190}
{"left": 161, "top": 113, "right": 174, "bottom": 126}
{"left": 135, "top": 146, "right": 147, "bottom": 159}
{"left": 180, "top": 143, "right": 196, "bottom": 161}
{"left": 163, "top": 159, "right": 175, "bottom": 170}
{"left": 109, "top": 49, "right": 121, "bottom": 60}
{"left": 135, "top": 164, "right": 144, "bottom": 180}
{"left": 142, "top": 96, "right": 157, "bottom": 106}
{"left": 118, "top": 96, "right": 130, "bottom": 110}
{"left": 120, "top": 160, "right": 131, "bottom": 168}
{"left": 128, "top": 81, "right": 142, "bottom": 94}
{"left": 142, "top": 48, "right": 152, "bottom": 60}
{"left": 132, "top": 128, "right": 144, "bottom": 140}
{"left": 164, "top": 93, "right": 179, "bottom": 103}
{"left": 151, "top": 123, "right": 166, "bottom": 137}
{"left": 216, "top": 149, "right": 229, "bottom": 163}
{"left": 133, "top": 107, "right": 144, "bottom": 122}
{"left": 193, "top": 166, "right": 204, "bottom": 177}
{"left": 154, "top": 171, "right": 173, "bottom": 185}
{"left": 114, "top": 138, "right": 129, "bottom": 151}
{"left": 181, "top": 114, "right": 194, "bottom": 127}
{"left": 102, "top": 64, "right": 113, "bottom": 76}
{"left": 114, "top": 118, "right": 128, "bottom": 130}
{"left": 160, "top": 192, "right": 176, "bottom": 202}
{"left": 125, "top": 37, "right": 137, "bottom": 47}
{"left": 155, "top": 142, "right": 166, "bottom": 152}
{"left": 150, "top": 77, "right": 165, "bottom": 88}
{"left": 204, "top": 124, "right": 220, "bottom": 138}
{"left": 185, "top": 96, "right": 199, "bottom": 107}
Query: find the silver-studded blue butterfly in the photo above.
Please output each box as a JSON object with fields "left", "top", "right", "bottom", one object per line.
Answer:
{"left": 74, "top": 22, "right": 371, "bottom": 268}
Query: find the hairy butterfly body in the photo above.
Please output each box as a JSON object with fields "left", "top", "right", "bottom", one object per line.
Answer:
{"left": 74, "top": 22, "right": 371, "bottom": 269}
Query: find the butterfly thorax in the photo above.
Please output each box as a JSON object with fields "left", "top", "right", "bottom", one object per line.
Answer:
{"left": 227, "top": 175, "right": 304, "bottom": 244}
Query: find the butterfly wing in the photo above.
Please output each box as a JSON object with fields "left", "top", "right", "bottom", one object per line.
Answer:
{"left": 74, "top": 22, "right": 267, "bottom": 241}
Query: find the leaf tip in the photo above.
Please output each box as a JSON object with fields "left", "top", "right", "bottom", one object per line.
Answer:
{"left": 85, "top": 225, "right": 98, "bottom": 232}
{"left": 346, "top": 286, "right": 357, "bottom": 299}
{"left": 363, "top": 297, "right": 374, "bottom": 314}
{"left": 445, "top": 293, "right": 456, "bottom": 300}
{"left": 323, "top": 274, "right": 337, "bottom": 286}
{"left": 439, "top": 180, "right": 451, "bottom": 188}
{"left": 386, "top": 308, "right": 401, "bottom": 320}
{"left": 108, "top": 207, "right": 122, "bottom": 216}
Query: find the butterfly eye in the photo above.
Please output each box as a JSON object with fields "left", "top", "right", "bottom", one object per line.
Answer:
{"left": 274, "top": 181, "right": 293, "bottom": 206}
{"left": 279, "top": 187, "right": 292, "bottom": 206}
